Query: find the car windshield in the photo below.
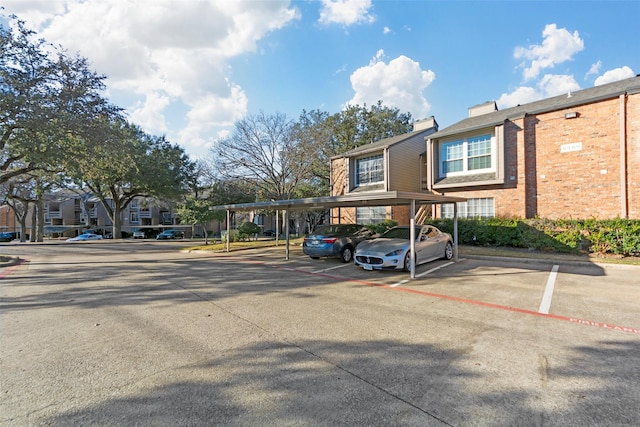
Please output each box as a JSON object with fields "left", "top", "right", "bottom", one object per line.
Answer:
{"left": 381, "top": 227, "right": 421, "bottom": 240}
{"left": 313, "top": 225, "right": 360, "bottom": 236}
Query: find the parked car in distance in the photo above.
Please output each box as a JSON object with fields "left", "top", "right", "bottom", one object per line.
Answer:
{"left": 133, "top": 230, "right": 146, "bottom": 239}
{"left": 354, "top": 225, "right": 453, "bottom": 272}
{"left": 0, "top": 232, "right": 15, "bottom": 242}
{"left": 67, "top": 233, "right": 104, "bottom": 242}
{"left": 303, "top": 224, "right": 375, "bottom": 263}
{"left": 156, "top": 229, "right": 184, "bottom": 240}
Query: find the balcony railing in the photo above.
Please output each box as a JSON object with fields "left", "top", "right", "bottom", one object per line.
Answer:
{"left": 46, "top": 210, "right": 62, "bottom": 219}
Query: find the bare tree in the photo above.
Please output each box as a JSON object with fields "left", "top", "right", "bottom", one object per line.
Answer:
{"left": 210, "top": 112, "right": 313, "bottom": 201}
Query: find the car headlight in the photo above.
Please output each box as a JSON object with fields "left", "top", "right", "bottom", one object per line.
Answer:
{"left": 385, "top": 249, "right": 404, "bottom": 257}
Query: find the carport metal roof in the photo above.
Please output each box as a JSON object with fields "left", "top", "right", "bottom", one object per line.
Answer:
{"left": 211, "top": 190, "right": 466, "bottom": 211}
{"left": 212, "top": 191, "right": 467, "bottom": 279}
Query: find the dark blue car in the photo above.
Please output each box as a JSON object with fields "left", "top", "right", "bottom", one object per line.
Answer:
{"left": 0, "top": 232, "right": 15, "bottom": 242}
{"left": 156, "top": 230, "right": 184, "bottom": 240}
{"left": 302, "top": 224, "right": 375, "bottom": 263}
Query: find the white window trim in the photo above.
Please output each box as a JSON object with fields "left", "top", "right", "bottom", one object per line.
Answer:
{"left": 439, "top": 134, "right": 496, "bottom": 178}
{"left": 355, "top": 154, "right": 384, "bottom": 187}
{"left": 356, "top": 206, "right": 387, "bottom": 224}
{"left": 442, "top": 198, "right": 495, "bottom": 218}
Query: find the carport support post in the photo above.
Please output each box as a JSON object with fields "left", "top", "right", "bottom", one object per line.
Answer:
{"left": 410, "top": 199, "right": 416, "bottom": 279}
{"left": 284, "top": 209, "right": 290, "bottom": 260}
{"left": 453, "top": 203, "right": 459, "bottom": 262}
{"left": 226, "top": 209, "right": 231, "bottom": 253}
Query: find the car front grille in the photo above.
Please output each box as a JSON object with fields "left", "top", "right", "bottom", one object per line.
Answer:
{"left": 355, "top": 255, "right": 383, "bottom": 265}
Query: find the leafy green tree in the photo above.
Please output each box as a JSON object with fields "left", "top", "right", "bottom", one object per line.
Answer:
{"left": 175, "top": 196, "right": 223, "bottom": 244}
{"left": 64, "top": 118, "right": 194, "bottom": 238}
{"left": 1, "top": 17, "right": 119, "bottom": 184}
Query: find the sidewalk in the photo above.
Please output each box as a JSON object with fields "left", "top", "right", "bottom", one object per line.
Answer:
{"left": 458, "top": 245, "right": 640, "bottom": 268}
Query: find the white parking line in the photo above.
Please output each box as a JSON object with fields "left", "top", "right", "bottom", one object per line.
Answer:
{"left": 312, "top": 264, "right": 352, "bottom": 274}
{"left": 390, "top": 261, "right": 456, "bottom": 286}
{"left": 538, "top": 264, "right": 560, "bottom": 314}
{"left": 390, "top": 279, "right": 409, "bottom": 288}
{"left": 416, "top": 261, "right": 455, "bottom": 278}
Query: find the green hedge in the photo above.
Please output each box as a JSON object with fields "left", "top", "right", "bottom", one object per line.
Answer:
{"left": 425, "top": 218, "right": 640, "bottom": 256}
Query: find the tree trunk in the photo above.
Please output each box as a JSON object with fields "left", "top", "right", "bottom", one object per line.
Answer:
{"left": 30, "top": 203, "right": 37, "bottom": 242}
{"left": 36, "top": 197, "right": 45, "bottom": 242}
{"left": 112, "top": 206, "right": 122, "bottom": 239}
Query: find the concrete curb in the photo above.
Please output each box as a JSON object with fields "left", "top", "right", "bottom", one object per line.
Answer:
{"left": 0, "top": 256, "right": 23, "bottom": 269}
{"left": 462, "top": 253, "right": 640, "bottom": 270}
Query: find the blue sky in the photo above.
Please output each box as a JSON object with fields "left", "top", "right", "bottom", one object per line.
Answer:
{"left": 2, "top": 0, "right": 639, "bottom": 159}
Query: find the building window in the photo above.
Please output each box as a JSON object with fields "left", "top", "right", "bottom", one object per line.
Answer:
{"left": 440, "top": 134, "right": 493, "bottom": 177}
{"left": 162, "top": 212, "right": 172, "bottom": 225}
{"left": 130, "top": 212, "right": 140, "bottom": 224}
{"left": 442, "top": 198, "right": 494, "bottom": 218}
{"left": 356, "top": 206, "right": 386, "bottom": 224}
{"left": 356, "top": 154, "right": 384, "bottom": 186}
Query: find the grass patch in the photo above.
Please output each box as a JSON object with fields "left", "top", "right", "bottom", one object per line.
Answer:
{"left": 459, "top": 245, "right": 640, "bottom": 266}
{"left": 183, "top": 237, "right": 304, "bottom": 252}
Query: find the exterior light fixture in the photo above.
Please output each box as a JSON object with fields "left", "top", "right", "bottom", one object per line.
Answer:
{"left": 565, "top": 111, "right": 579, "bottom": 119}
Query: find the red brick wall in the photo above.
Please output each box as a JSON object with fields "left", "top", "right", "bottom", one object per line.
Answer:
{"left": 627, "top": 92, "right": 640, "bottom": 218}
{"left": 391, "top": 205, "right": 410, "bottom": 225}
{"left": 435, "top": 94, "right": 640, "bottom": 220}
{"left": 531, "top": 98, "right": 623, "bottom": 219}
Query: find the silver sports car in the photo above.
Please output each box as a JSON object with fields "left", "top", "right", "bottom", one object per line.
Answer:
{"left": 354, "top": 225, "right": 453, "bottom": 271}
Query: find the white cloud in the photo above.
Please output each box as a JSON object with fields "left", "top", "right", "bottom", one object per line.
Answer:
{"left": 538, "top": 74, "right": 580, "bottom": 97}
{"left": 383, "top": 26, "right": 391, "bottom": 34}
{"left": 497, "top": 74, "right": 580, "bottom": 109}
{"left": 586, "top": 60, "right": 602, "bottom": 78}
{"left": 515, "top": 24, "right": 584, "bottom": 81}
{"left": 348, "top": 51, "right": 435, "bottom": 118}
{"left": 496, "top": 86, "right": 541, "bottom": 109}
{"left": 176, "top": 84, "right": 249, "bottom": 154}
{"left": 129, "top": 92, "right": 171, "bottom": 133}
{"left": 318, "top": 0, "right": 375, "bottom": 25}
{"left": 594, "top": 66, "right": 636, "bottom": 86}
{"left": 2, "top": 0, "right": 299, "bottom": 157}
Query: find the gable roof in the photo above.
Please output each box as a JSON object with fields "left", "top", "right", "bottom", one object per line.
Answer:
{"left": 332, "top": 127, "right": 436, "bottom": 159}
{"left": 430, "top": 75, "right": 640, "bottom": 139}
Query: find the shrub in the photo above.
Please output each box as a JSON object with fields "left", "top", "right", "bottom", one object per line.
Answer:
{"left": 368, "top": 219, "right": 398, "bottom": 235}
{"left": 237, "top": 222, "right": 262, "bottom": 241}
{"left": 424, "top": 217, "right": 640, "bottom": 256}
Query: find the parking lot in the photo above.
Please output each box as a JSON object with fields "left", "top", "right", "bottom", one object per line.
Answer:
{"left": 1, "top": 241, "right": 639, "bottom": 425}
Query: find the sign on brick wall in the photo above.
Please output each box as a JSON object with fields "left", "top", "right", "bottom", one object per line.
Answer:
{"left": 560, "top": 142, "right": 582, "bottom": 153}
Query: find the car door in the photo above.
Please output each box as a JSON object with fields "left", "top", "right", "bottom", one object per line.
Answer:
{"left": 417, "top": 226, "right": 440, "bottom": 262}
{"left": 414, "top": 226, "right": 431, "bottom": 264}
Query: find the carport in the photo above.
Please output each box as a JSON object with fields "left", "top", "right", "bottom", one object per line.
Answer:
{"left": 212, "top": 190, "right": 466, "bottom": 279}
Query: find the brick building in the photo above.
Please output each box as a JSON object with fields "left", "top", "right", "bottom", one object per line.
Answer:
{"left": 0, "top": 192, "right": 188, "bottom": 238}
{"left": 330, "top": 117, "right": 439, "bottom": 225}
{"left": 426, "top": 75, "right": 640, "bottom": 220}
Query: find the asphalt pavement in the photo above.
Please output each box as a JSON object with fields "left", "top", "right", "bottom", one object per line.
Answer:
{"left": 1, "top": 241, "right": 639, "bottom": 426}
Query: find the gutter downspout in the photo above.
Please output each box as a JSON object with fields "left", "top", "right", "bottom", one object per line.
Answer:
{"left": 384, "top": 147, "right": 390, "bottom": 191}
{"left": 620, "top": 94, "right": 628, "bottom": 218}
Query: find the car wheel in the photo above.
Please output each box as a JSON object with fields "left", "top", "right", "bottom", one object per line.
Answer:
{"left": 443, "top": 241, "right": 453, "bottom": 260}
{"left": 403, "top": 251, "right": 414, "bottom": 272}
{"left": 340, "top": 246, "right": 353, "bottom": 263}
